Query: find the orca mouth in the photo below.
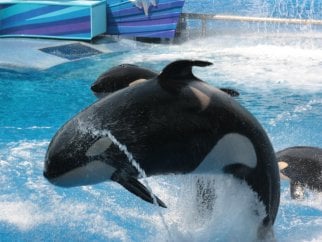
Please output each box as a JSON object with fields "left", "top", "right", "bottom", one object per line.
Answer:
{"left": 43, "top": 157, "right": 71, "bottom": 180}
{"left": 43, "top": 166, "right": 75, "bottom": 187}
{"left": 43, "top": 167, "right": 60, "bottom": 180}
{"left": 90, "top": 83, "right": 101, "bottom": 92}
{"left": 43, "top": 169, "right": 64, "bottom": 186}
{"left": 43, "top": 170, "right": 50, "bottom": 179}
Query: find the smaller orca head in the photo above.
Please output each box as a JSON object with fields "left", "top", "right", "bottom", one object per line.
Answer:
{"left": 91, "top": 64, "right": 157, "bottom": 97}
{"left": 277, "top": 146, "right": 322, "bottom": 200}
{"left": 276, "top": 146, "right": 322, "bottom": 182}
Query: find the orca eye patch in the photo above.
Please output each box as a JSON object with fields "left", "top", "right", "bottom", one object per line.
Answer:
{"left": 86, "top": 137, "right": 113, "bottom": 157}
{"left": 278, "top": 161, "right": 288, "bottom": 171}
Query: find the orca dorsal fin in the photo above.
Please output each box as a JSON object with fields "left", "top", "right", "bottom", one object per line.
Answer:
{"left": 158, "top": 60, "right": 213, "bottom": 93}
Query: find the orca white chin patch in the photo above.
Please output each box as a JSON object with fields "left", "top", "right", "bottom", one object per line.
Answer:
{"left": 50, "top": 161, "right": 116, "bottom": 187}
{"left": 194, "top": 133, "right": 257, "bottom": 173}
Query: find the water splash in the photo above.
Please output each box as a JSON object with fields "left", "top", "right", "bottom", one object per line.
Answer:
{"left": 1, "top": 138, "right": 318, "bottom": 241}
{"left": 92, "top": 128, "right": 175, "bottom": 241}
{"left": 146, "top": 174, "right": 267, "bottom": 242}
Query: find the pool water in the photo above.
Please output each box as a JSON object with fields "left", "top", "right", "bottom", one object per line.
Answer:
{"left": 1, "top": 0, "right": 322, "bottom": 240}
{"left": 1, "top": 33, "right": 322, "bottom": 241}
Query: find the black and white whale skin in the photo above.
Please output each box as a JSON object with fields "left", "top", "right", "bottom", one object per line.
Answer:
{"left": 90, "top": 63, "right": 239, "bottom": 98}
{"left": 44, "top": 60, "right": 279, "bottom": 232}
{"left": 277, "top": 146, "right": 322, "bottom": 199}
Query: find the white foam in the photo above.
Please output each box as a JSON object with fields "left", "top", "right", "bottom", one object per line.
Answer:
{"left": 214, "top": 44, "right": 322, "bottom": 91}
{"left": 145, "top": 174, "right": 267, "bottom": 242}
{"left": 275, "top": 181, "right": 322, "bottom": 241}
{"left": 3, "top": 126, "right": 52, "bottom": 130}
{"left": 269, "top": 99, "right": 322, "bottom": 126}
{"left": 0, "top": 197, "right": 130, "bottom": 241}
{"left": 119, "top": 34, "right": 322, "bottom": 92}
{"left": 280, "top": 181, "right": 322, "bottom": 211}
{"left": 0, "top": 200, "right": 50, "bottom": 231}
{"left": 0, "top": 141, "right": 130, "bottom": 241}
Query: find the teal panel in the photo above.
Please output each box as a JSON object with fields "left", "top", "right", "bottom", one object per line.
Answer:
{"left": 91, "top": 2, "right": 106, "bottom": 36}
{"left": 1, "top": 7, "right": 90, "bottom": 30}
{"left": 0, "top": 3, "right": 43, "bottom": 19}
{"left": 23, "top": 8, "right": 90, "bottom": 27}
{"left": 28, "top": 5, "right": 86, "bottom": 20}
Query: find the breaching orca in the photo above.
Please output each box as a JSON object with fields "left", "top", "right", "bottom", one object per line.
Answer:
{"left": 277, "top": 146, "right": 322, "bottom": 199}
{"left": 90, "top": 64, "right": 239, "bottom": 98}
{"left": 44, "top": 60, "right": 279, "bottom": 234}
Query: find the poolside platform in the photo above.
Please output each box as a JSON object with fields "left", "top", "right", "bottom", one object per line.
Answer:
{"left": 0, "top": 36, "right": 129, "bottom": 71}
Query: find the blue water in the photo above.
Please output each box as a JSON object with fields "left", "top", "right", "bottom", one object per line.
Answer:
{"left": 1, "top": 1, "right": 322, "bottom": 241}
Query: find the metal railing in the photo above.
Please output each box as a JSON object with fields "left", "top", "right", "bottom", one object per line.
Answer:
{"left": 179, "top": 13, "right": 322, "bottom": 36}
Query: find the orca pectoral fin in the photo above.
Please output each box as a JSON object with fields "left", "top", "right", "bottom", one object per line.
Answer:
{"left": 112, "top": 173, "right": 167, "bottom": 208}
{"left": 220, "top": 88, "right": 240, "bottom": 97}
{"left": 290, "top": 180, "right": 305, "bottom": 199}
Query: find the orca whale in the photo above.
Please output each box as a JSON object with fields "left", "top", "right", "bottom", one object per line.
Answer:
{"left": 91, "top": 64, "right": 239, "bottom": 98}
{"left": 277, "top": 146, "right": 322, "bottom": 199}
{"left": 44, "top": 60, "right": 279, "bottom": 233}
